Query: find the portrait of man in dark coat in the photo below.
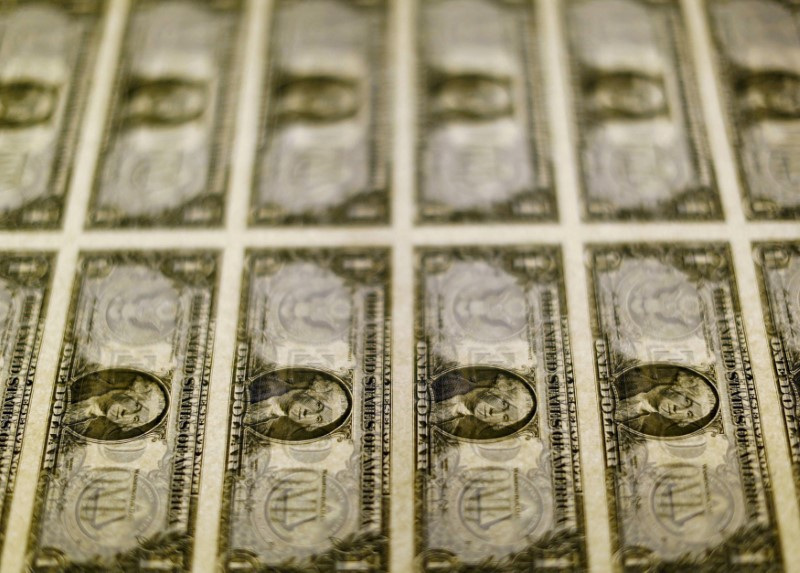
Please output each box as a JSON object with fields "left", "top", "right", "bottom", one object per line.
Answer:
{"left": 125, "top": 78, "right": 208, "bottom": 126}
{"left": 64, "top": 369, "right": 169, "bottom": 442}
{"left": 584, "top": 71, "right": 668, "bottom": 119}
{"left": 246, "top": 368, "right": 351, "bottom": 441}
{"left": 0, "top": 81, "right": 58, "bottom": 127}
{"left": 613, "top": 364, "right": 719, "bottom": 438}
{"left": 276, "top": 76, "right": 360, "bottom": 123}
{"left": 430, "top": 367, "right": 536, "bottom": 440}
{"left": 736, "top": 71, "right": 800, "bottom": 120}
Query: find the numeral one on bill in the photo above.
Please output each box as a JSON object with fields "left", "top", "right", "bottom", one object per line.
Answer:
{"left": 755, "top": 243, "right": 800, "bottom": 496}
{"left": 415, "top": 247, "right": 586, "bottom": 571}
{"left": 0, "top": 1, "right": 102, "bottom": 229}
{"left": 250, "top": 0, "right": 389, "bottom": 226}
{"left": 588, "top": 244, "right": 780, "bottom": 570}
{"left": 706, "top": 0, "right": 800, "bottom": 219}
{"left": 565, "top": 0, "right": 721, "bottom": 220}
{"left": 416, "top": 0, "right": 555, "bottom": 223}
{"left": 220, "top": 250, "right": 391, "bottom": 571}
{"left": 88, "top": 0, "right": 243, "bottom": 228}
{"left": 0, "top": 254, "right": 53, "bottom": 552}
{"left": 28, "top": 252, "right": 218, "bottom": 571}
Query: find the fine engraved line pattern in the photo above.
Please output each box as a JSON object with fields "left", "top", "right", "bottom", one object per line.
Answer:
{"left": 415, "top": 246, "right": 586, "bottom": 571}
{"left": 0, "top": 0, "right": 103, "bottom": 230}
{"left": 684, "top": 0, "right": 800, "bottom": 565}
{"left": 543, "top": 0, "right": 616, "bottom": 566}
{"left": 250, "top": 0, "right": 390, "bottom": 227}
{"left": 416, "top": 0, "right": 555, "bottom": 224}
{"left": 26, "top": 251, "right": 218, "bottom": 572}
{"left": 705, "top": 0, "right": 800, "bottom": 220}
{"left": 755, "top": 243, "right": 800, "bottom": 500}
{"left": 564, "top": 0, "right": 721, "bottom": 221}
{"left": 0, "top": 0, "right": 796, "bottom": 571}
{"left": 587, "top": 242, "right": 781, "bottom": 571}
{"left": 0, "top": 253, "right": 53, "bottom": 555}
{"left": 218, "top": 248, "right": 391, "bottom": 571}
{"left": 0, "top": 0, "right": 129, "bottom": 570}
{"left": 88, "top": 0, "right": 244, "bottom": 228}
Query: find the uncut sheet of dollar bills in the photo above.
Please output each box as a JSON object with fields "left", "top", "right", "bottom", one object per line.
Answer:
{"left": 0, "top": 0, "right": 798, "bottom": 571}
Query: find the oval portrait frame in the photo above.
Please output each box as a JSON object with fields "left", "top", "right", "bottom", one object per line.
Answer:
{"left": 66, "top": 367, "right": 170, "bottom": 443}
{"left": 611, "top": 363, "right": 721, "bottom": 440}
{"left": 245, "top": 367, "right": 353, "bottom": 444}
{"left": 429, "top": 365, "right": 537, "bottom": 443}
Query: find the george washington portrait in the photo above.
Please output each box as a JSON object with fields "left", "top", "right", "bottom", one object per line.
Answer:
{"left": 613, "top": 364, "right": 719, "bottom": 438}
{"left": 584, "top": 71, "right": 668, "bottom": 119}
{"left": 0, "top": 81, "right": 58, "bottom": 128}
{"left": 246, "top": 368, "right": 351, "bottom": 441}
{"left": 430, "top": 366, "right": 536, "bottom": 440}
{"left": 64, "top": 368, "right": 169, "bottom": 442}
{"left": 124, "top": 77, "right": 208, "bottom": 126}
{"left": 735, "top": 71, "right": 800, "bottom": 120}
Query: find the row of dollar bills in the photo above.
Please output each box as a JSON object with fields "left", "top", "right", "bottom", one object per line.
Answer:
{"left": 0, "top": 243, "right": 794, "bottom": 571}
{"left": 0, "top": 0, "right": 798, "bottom": 572}
{"left": 0, "top": 0, "right": 799, "bottom": 229}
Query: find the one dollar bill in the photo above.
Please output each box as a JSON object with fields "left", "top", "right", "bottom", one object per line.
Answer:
{"left": 416, "top": 0, "right": 555, "bottom": 223}
{"left": 28, "top": 251, "right": 218, "bottom": 571}
{"left": 415, "top": 247, "right": 586, "bottom": 571}
{"left": 250, "top": 0, "right": 390, "bottom": 226}
{"left": 0, "top": 254, "right": 53, "bottom": 552}
{"left": 755, "top": 243, "right": 800, "bottom": 497}
{"left": 219, "top": 249, "right": 391, "bottom": 571}
{"left": 588, "top": 243, "right": 781, "bottom": 570}
{"left": 88, "top": 0, "right": 243, "bottom": 228}
{"left": 565, "top": 0, "right": 721, "bottom": 220}
{"left": 0, "top": 0, "right": 102, "bottom": 229}
{"left": 706, "top": 0, "right": 800, "bottom": 220}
